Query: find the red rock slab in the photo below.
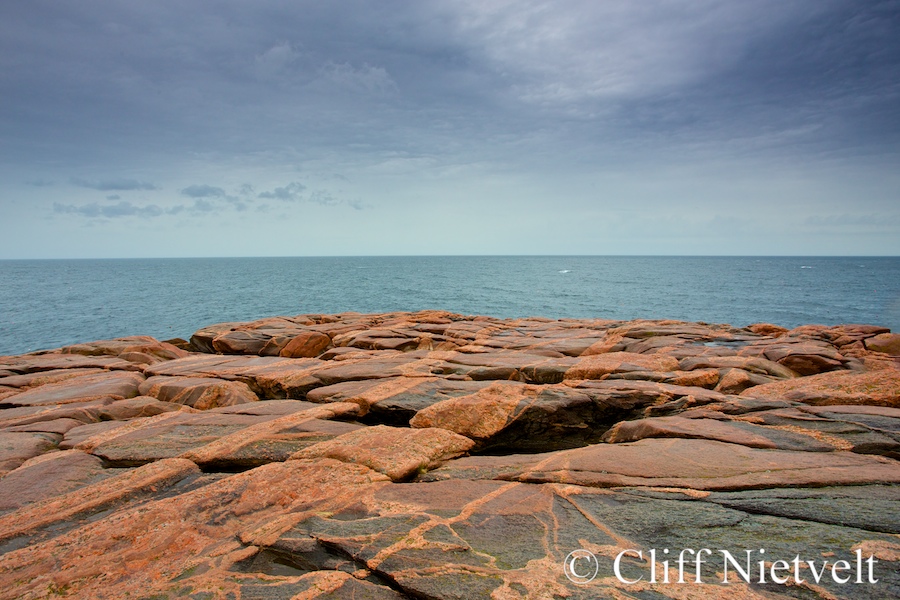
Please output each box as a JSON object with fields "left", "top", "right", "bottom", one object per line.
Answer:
{"left": 138, "top": 375, "right": 258, "bottom": 409}
{"left": 96, "top": 396, "right": 191, "bottom": 420}
{"left": 279, "top": 331, "right": 333, "bottom": 358}
{"left": 0, "top": 353, "right": 142, "bottom": 374}
{"left": 311, "top": 353, "right": 436, "bottom": 386}
{"left": 306, "top": 376, "right": 484, "bottom": 417}
{"left": 206, "top": 398, "right": 323, "bottom": 416}
{"left": 0, "top": 399, "right": 112, "bottom": 429}
{"left": 746, "top": 322, "right": 789, "bottom": 336}
{"left": 59, "top": 419, "right": 135, "bottom": 450}
{"left": 739, "top": 340, "right": 847, "bottom": 375}
{"left": 145, "top": 354, "right": 325, "bottom": 398}
{"left": 866, "top": 333, "right": 900, "bottom": 356}
{"left": 564, "top": 352, "right": 680, "bottom": 380}
{"left": 291, "top": 425, "right": 474, "bottom": 481}
{"left": 0, "top": 450, "right": 107, "bottom": 512}
{"left": 0, "top": 459, "right": 389, "bottom": 598}
{"left": 437, "top": 351, "right": 577, "bottom": 383}
{"left": 503, "top": 438, "right": 900, "bottom": 490}
{"left": 188, "top": 321, "right": 246, "bottom": 352}
{"left": 0, "top": 367, "right": 107, "bottom": 389}
{"left": 564, "top": 379, "right": 729, "bottom": 415}
{"left": 82, "top": 412, "right": 288, "bottom": 466}
{"left": 61, "top": 336, "right": 188, "bottom": 361}
{"left": 0, "top": 457, "right": 200, "bottom": 543}
{"left": 678, "top": 355, "right": 798, "bottom": 379}
{"left": 741, "top": 369, "right": 900, "bottom": 407}
{"left": 0, "top": 371, "right": 144, "bottom": 407}
{"left": 212, "top": 329, "right": 275, "bottom": 354}
{"left": 409, "top": 381, "right": 595, "bottom": 450}
{"left": 2, "top": 417, "right": 87, "bottom": 436}
{"left": 601, "top": 416, "right": 835, "bottom": 451}
{"left": 0, "top": 432, "right": 59, "bottom": 475}
{"left": 798, "top": 404, "right": 900, "bottom": 419}
{"left": 181, "top": 402, "right": 360, "bottom": 468}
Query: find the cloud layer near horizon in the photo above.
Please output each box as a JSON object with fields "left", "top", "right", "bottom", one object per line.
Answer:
{"left": 1, "top": 0, "right": 898, "bottom": 257}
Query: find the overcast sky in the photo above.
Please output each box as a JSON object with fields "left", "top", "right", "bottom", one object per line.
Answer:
{"left": 1, "top": 0, "right": 898, "bottom": 258}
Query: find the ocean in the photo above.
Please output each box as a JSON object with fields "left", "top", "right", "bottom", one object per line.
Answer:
{"left": 1, "top": 256, "right": 898, "bottom": 356}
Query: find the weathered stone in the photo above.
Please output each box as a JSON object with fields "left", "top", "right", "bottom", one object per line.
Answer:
{"left": 504, "top": 438, "right": 900, "bottom": 490}
{"left": 0, "top": 450, "right": 107, "bottom": 512}
{"left": 866, "top": 333, "right": 900, "bottom": 356}
{"left": 212, "top": 329, "right": 273, "bottom": 355}
{"left": 0, "top": 458, "right": 200, "bottom": 543}
{"left": 279, "top": 330, "right": 333, "bottom": 358}
{"left": 291, "top": 425, "right": 474, "bottom": 481}
{"left": 188, "top": 321, "right": 244, "bottom": 353}
{"left": 743, "top": 369, "right": 900, "bottom": 407}
{"left": 601, "top": 415, "right": 836, "bottom": 451}
{"left": 61, "top": 336, "right": 188, "bottom": 361}
{"left": 145, "top": 355, "right": 325, "bottom": 398}
{"left": 409, "top": 381, "right": 600, "bottom": 451}
{"left": 138, "top": 375, "right": 258, "bottom": 409}
{"left": 0, "top": 432, "right": 59, "bottom": 475}
{"left": 1, "top": 371, "right": 144, "bottom": 407}
{"left": 0, "top": 459, "right": 388, "bottom": 598}
{"left": 564, "top": 352, "right": 680, "bottom": 380}
{"left": 96, "top": 396, "right": 189, "bottom": 420}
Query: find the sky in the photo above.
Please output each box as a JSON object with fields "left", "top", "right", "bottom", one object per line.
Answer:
{"left": 1, "top": 0, "right": 898, "bottom": 258}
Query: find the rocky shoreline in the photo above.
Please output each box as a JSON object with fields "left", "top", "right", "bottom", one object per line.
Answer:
{"left": 0, "top": 311, "right": 898, "bottom": 598}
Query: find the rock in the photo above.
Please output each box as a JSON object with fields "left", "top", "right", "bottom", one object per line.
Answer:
{"left": 503, "top": 438, "right": 900, "bottom": 490}
{"left": 601, "top": 415, "right": 836, "bottom": 451}
{"left": 746, "top": 323, "right": 789, "bottom": 336}
{"left": 564, "top": 352, "right": 680, "bottom": 380}
{"left": 0, "top": 459, "right": 388, "bottom": 598}
{"left": 0, "top": 458, "right": 200, "bottom": 543}
{"left": 280, "top": 331, "right": 333, "bottom": 358}
{"left": 145, "top": 355, "right": 325, "bottom": 399}
{"left": 0, "top": 353, "right": 142, "bottom": 374}
{"left": 409, "top": 382, "right": 599, "bottom": 451}
{"left": 1, "top": 371, "right": 144, "bottom": 407}
{"left": 291, "top": 425, "right": 474, "bottom": 481}
{"left": 865, "top": 333, "right": 900, "bottom": 356}
{"left": 0, "top": 432, "right": 59, "bottom": 475}
{"left": 3, "top": 311, "right": 900, "bottom": 599}
{"left": 96, "top": 396, "right": 189, "bottom": 420}
{"left": 740, "top": 340, "right": 848, "bottom": 375}
{"left": 743, "top": 369, "right": 900, "bottom": 407}
{"left": 0, "top": 367, "right": 107, "bottom": 389}
{"left": 3, "top": 417, "right": 87, "bottom": 435}
{"left": 61, "top": 336, "right": 188, "bottom": 361}
{"left": 212, "top": 329, "right": 274, "bottom": 355}
{"left": 138, "top": 375, "right": 259, "bottom": 409}
{"left": 181, "top": 402, "right": 361, "bottom": 469}
{"left": 188, "top": 321, "right": 244, "bottom": 353}
{"left": 0, "top": 450, "right": 107, "bottom": 512}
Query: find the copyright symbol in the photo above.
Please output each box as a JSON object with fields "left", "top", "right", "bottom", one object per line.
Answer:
{"left": 564, "top": 549, "right": 599, "bottom": 584}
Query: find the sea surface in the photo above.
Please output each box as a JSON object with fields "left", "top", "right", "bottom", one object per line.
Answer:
{"left": 1, "top": 256, "right": 898, "bottom": 356}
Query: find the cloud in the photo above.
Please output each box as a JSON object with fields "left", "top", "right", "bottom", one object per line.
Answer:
{"left": 319, "top": 62, "right": 398, "bottom": 95}
{"left": 26, "top": 179, "right": 55, "bottom": 187}
{"left": 70, "top": 177, "right": 159, "bottom": 191}
{"left": 258, "top": 182, "right": 307, "bottom": 202}
{"left": 106, "top": 194, "right": 121, "bottom": 200}
{"left": 255, "top": 41, "right": 300, "bottom": 80}
{"left": 54, "top": 201, "right": 165, "bottom": 218}
{"left": 181, "top": 184, "right": 227, "bottom": 198}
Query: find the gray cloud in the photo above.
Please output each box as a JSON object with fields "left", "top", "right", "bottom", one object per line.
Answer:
{"left": 181, "top": 185, "right": 227, "bottom": 198}
{"left": 70, "top": 177, "right": 159, "bottom": 191}
{"left": 258, "top": 182, "right": 307, "bottom": 202}
{"left": 1, "top": 1, "right": 898, "bottom": 257}
{"left": 54, "top": 201, "right": 165, "bottom": 218}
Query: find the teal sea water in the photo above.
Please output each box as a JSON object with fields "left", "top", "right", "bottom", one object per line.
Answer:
{"left": 1, "top": 256, "right": 898, "bottom": 356}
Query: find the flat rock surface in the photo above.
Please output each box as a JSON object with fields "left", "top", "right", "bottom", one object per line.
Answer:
{"left": 0, "top": 312, "right": 897, "bottom": 598}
